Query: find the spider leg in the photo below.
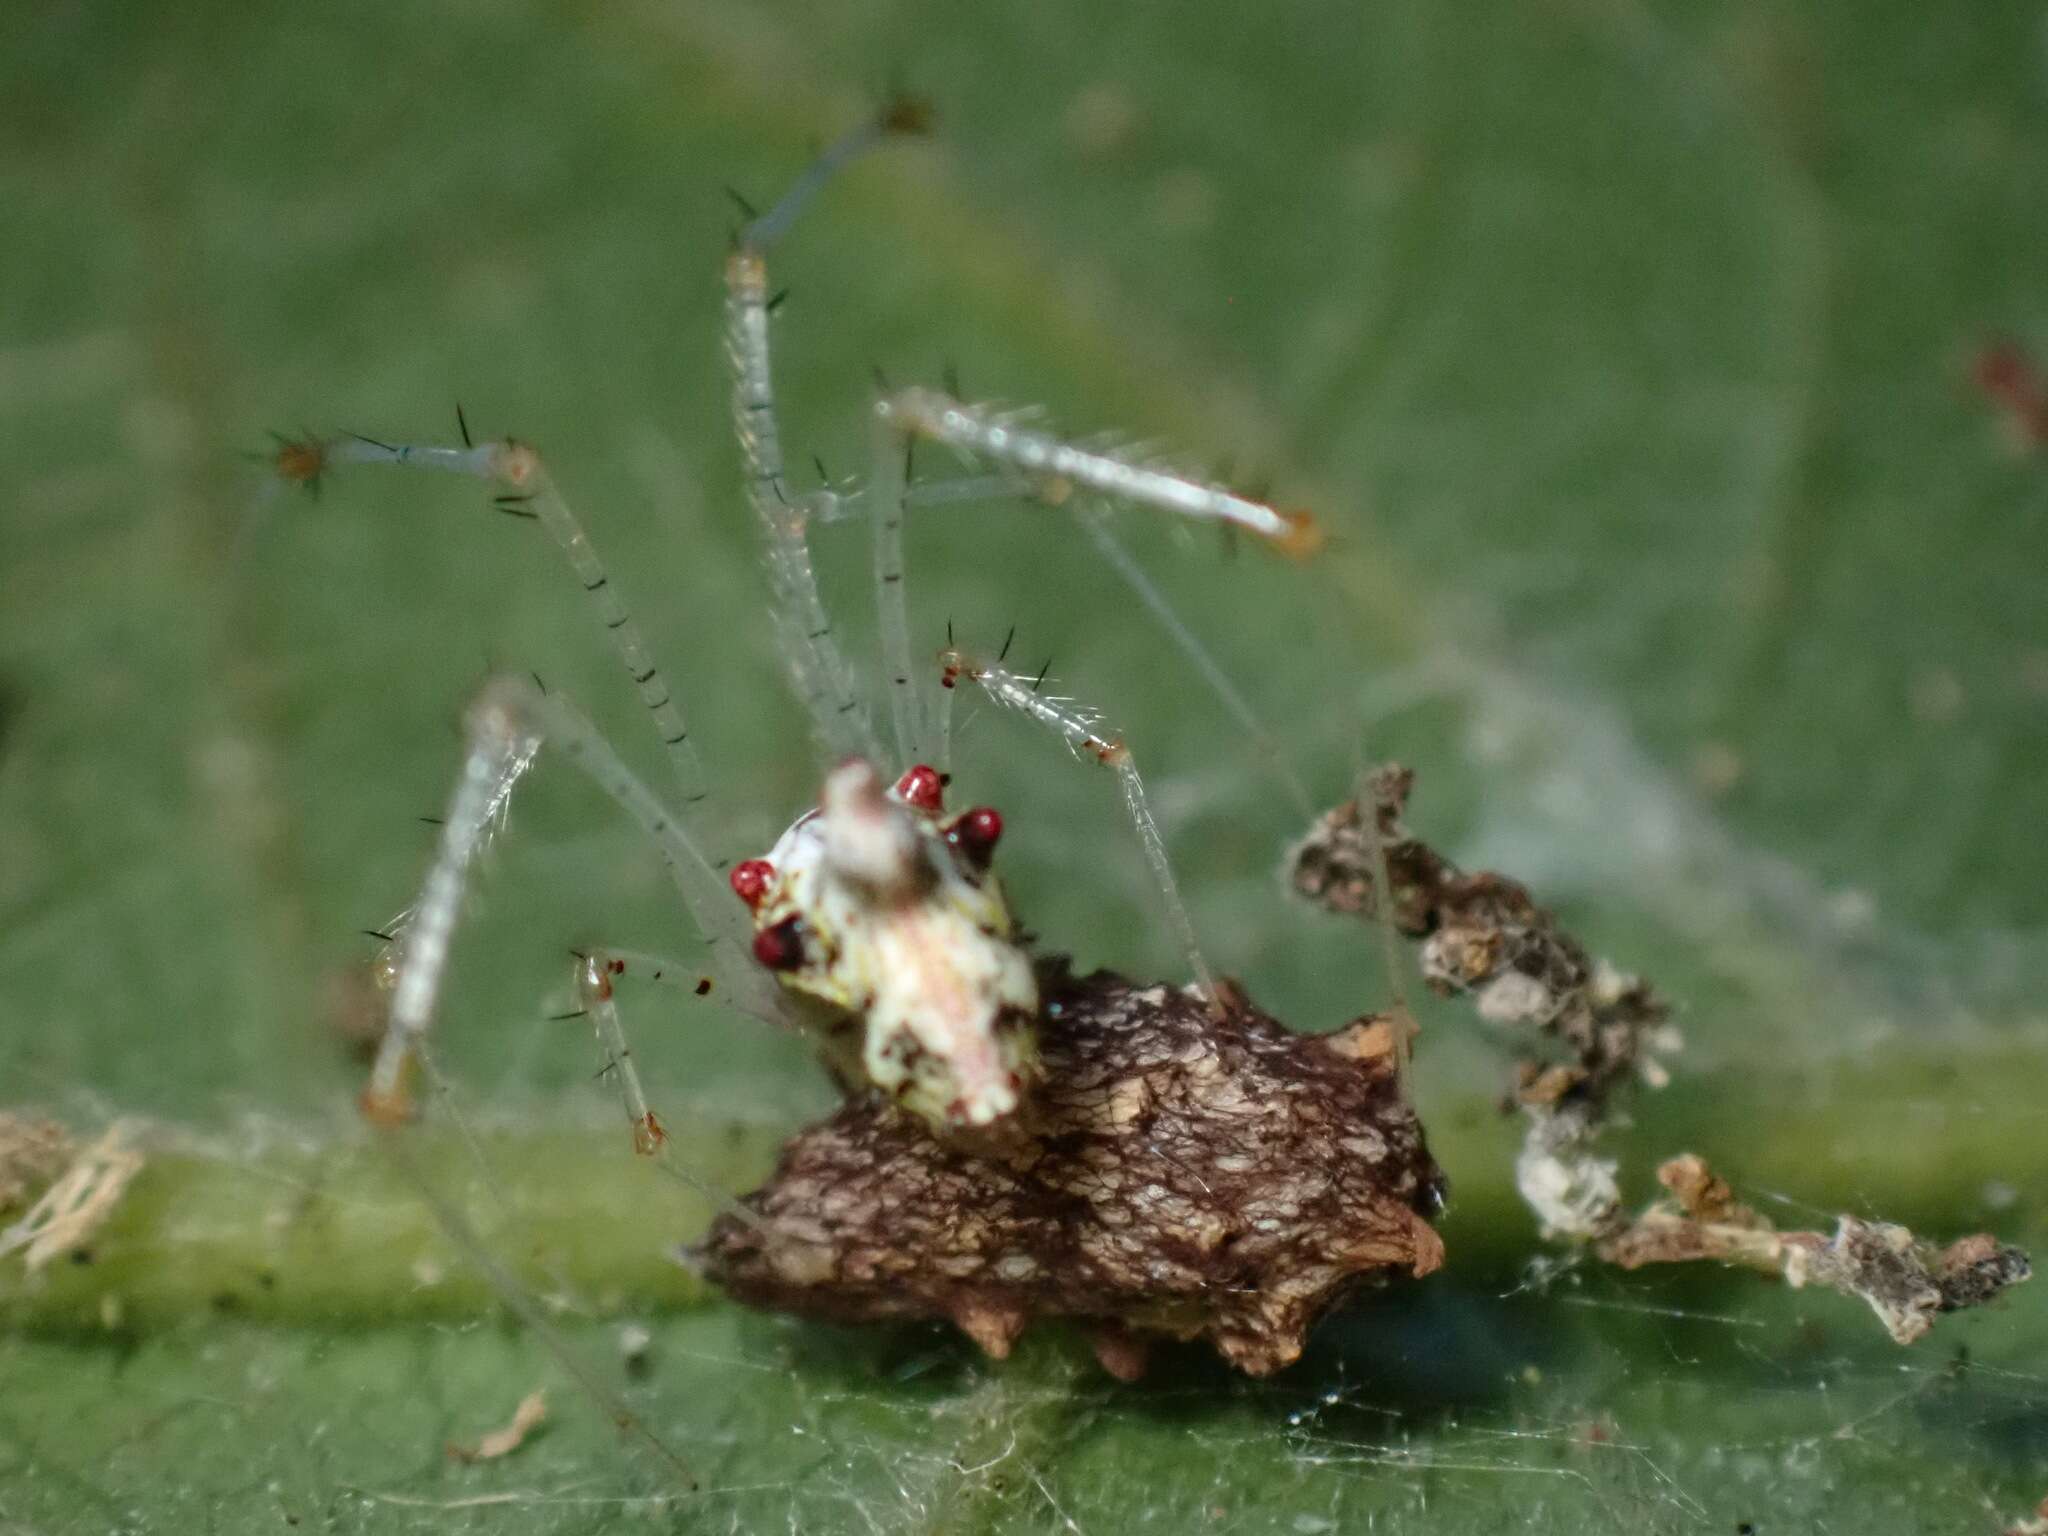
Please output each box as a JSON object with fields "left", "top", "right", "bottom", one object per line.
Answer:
{"left": 570, "top": 948, "right": 770, "bottom": 1231}
{"left": 573, "top": 950, "right": 666, "bottom": 1155}
{"left": 361, "top": 675, "right": 783, "bottom": 1127}
{"left": 863, "top": 389, "right": 1317, "bottom": 806}
{"left": 938, "top": 648, "right": 1220, "bottom": 1014}
{"left": 865, "top": 410, "right": 926, "bottom": 764}
{"left": 268, "top": 431, "right": 727, "bottom": 860}
{"left": 725, "top": 99, "right": 928, "bottom": 762}
{"left": 876, "top": 388, "right": 1322, "bottom": 554}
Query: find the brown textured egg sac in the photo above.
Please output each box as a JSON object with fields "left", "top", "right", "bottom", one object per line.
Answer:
{"left": 696, "top": 960, "right": 1446, "bottom": 1378}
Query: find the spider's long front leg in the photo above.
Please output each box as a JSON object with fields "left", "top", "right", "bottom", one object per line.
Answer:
{"left": 273, "top": 431, "right": 730, "bottom": 868}
{"left": 361, "top": 675, "right": 783, "bottom": 1126}
{"left": 724, "top": 98, "right": 929, "bottom": 763}
{"left": 938, "top": 648, "right": 1220, "bottom": 1014}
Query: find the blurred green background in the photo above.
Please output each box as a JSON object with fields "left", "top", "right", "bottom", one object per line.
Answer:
{"left": 3, "top": 1, "right": 2046, "bottom": 1530}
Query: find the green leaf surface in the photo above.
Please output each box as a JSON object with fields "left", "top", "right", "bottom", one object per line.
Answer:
{"left": 3, "top": 0, "right": 2044, "bottom": 1530}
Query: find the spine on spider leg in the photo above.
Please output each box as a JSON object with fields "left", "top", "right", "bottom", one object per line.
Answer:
{"left": 501, "top": 455, "right": 722, "bottom": 835}
{"left": 878, "top": 388, "right": 1324, "bottom": 557}
{"left": 940, "top": 650, "right": 1220, "bottom": 1009}
{"left": 723, "top": 253, "right": 877, "bottom": 762}
{"left": 935, "top": 650, "right": 958, "bottom": 779}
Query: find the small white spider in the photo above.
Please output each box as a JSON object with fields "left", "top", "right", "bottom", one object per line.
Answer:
{"left": 266, "top": 99, "right": 1320, "bottom": 1148}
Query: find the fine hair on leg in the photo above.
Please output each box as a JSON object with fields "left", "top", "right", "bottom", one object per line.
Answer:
{"left": 939, "top": 648, "right": 1219, "bottom": 1012}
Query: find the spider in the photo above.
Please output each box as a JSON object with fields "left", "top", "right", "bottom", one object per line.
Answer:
{"left": 266, "top": 99, "right": 1324, "bottom": 1153}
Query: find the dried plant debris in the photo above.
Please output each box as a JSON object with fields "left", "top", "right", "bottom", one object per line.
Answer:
{"left": 1600, "top": 1156, "right": 2030, "bottom": 1345}
{"left": 1288, "top": 767, "right": 2030, "bottom": 1341}
{"left": 701, "top": 962, "right": 1445, "bottom": 1378}
{"left": 0, "top": 1112, "right": 74, "bottom": 1217}
{"left": 446, "top": 1388, "right": 548, "bottom": 1464}
{"left": 0, "top": 1120, "right": 144, "bottom": 1274}
{"left": 1289, "top": 766, "right": 1676, "bottom": 1239}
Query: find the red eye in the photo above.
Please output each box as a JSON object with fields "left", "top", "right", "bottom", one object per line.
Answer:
{"left": 950, "top": 805, "right": 1003, "bottom": 867}
{"left": 894, "top": 763, "right": 944, "bottom": 813}
{"left": 729, "top": 859, "right": 774, "bottom": 907}
{"left": 752, "top": 918, "right": 806, "bottom": 971}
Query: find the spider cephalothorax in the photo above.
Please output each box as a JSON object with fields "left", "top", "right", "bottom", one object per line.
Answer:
{"left": 728, "top": 758, "right": 1040, "bottom": 1130}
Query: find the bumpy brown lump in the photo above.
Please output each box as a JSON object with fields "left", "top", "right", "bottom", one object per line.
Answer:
{"left": 698, "top": 962, "right": 1444, "bottom": 1377}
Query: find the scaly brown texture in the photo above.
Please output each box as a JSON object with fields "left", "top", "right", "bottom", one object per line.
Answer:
{"left": 699, "top": 962, "right": 1445, "bottom": 1377}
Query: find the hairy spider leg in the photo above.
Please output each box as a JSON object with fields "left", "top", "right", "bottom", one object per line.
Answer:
{"left": 876, "top": 388, "right": 1323, "bottom": 554}
{"left": 938, "top": 648, "right": 1220, "bottom": 1013}
{"left": 280, "top": 432, "right": 729, "bottom": 868}
{"left": 725, "top": 99, "right": 930, "bottom": 762}
{"left": 362, "top": 684, "right": 539, "bottom": 1124}
{"left": 342, "top": 702, "right": 703, "bottom": 1487}
{"left": 361, "top": 675, "right": 784, "bottom": 1127}
{"left": 868, "top": 386, "right": 1323, "bottom": 785}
